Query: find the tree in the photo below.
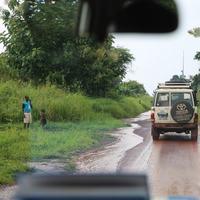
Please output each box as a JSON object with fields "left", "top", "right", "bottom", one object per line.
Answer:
{"left": 0, "top": 53, "right": 18, "bottom": 81}
{"left": 118, "top": 80, "right": 147, "bottom": 96}
{"left": 188, "top": 27, "right": 200, "bottom": 90}
{"left": 0, "top": 0, "right": 133, "bottom": 96}
{"left": 188, "top": 27, "right": 200, "bottom": 38}
{"left": 192, "top": 74, "right": 200, "bottom": 91}
{"left": 188, "top": 27, "right": 200, "bottom": 65}
{"left": 1, "top": 0, "right": 78, "bottom": 83}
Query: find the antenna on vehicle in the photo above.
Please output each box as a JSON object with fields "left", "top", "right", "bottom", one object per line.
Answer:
{"left": 181, "top": 51, "right": 185, "bottom": 78}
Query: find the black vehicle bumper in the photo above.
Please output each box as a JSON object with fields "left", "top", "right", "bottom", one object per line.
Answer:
{"left": 153, "top": 123, "right": 197, "bottom": 132}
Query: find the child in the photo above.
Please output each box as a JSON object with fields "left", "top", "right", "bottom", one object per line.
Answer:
{"left": 40, "top": 109, "right": 47, "bottom": 127}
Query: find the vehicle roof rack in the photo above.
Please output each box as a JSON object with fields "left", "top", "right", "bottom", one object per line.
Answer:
{"left": 157, "top": 82, "right": 192, "bottom": 89}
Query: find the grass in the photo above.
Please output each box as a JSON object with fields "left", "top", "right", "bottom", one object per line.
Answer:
{"left": 0, "top": 80, "right": 152, "bottom": 184}
{"left": 30, "top": 119, "right": 123, "bottom": 160}
{"left": 0, "top": 80, "right": 151, "bottom": 123}
{"left": 0, "top": 118, "right": 122, "bottom": 184}
{"left": 0, "top": 128, "right": 30, "bottom": 184}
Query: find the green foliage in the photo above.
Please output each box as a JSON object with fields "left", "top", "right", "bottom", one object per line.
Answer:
{"left": 188, "top": 27, "right": 200, "bottom": 62}
{"left": 0, "top": 0, "right": 133, "bottom": 96}
{"left": 118, "top": 80, "right": 147, "bottom": 96}
{"left": 0, "top": 82, "right": 22, "bottom": 122}
{"left": 0, "top": 119, "right": 122, "bottom": 184}
{"left": 0, "top": 80, "right": 151, "bottom": 123}
{"left": 192, "top": 73, "right": 200, "bottom": 91}
{"left": 0, "top": 127, "right": 30, "bottom": 184}
{"left": 0, "top": 53, "right": 18, "bottom": 81}
{"left": 0, "top": 81, "right": 152, "bottom": 122}
{"left": 74, "top": 43, "right": 133, "bottom": 96}
{"left": 92, "top": 95, "right": 151, "bottom": 119}
{"left": 197, "top": 91, "right": 200, "bottom": 114}
{"left": 0, "top": 80, "right": 151, "bottom": 184}
{"left": 195, "top": 52, "right": 200, "bottom": 61}
{"left": 30, "top": 120, "right": 122, "bottom": 159}
{"left": 188, "top": 27, "right": 200, "bottom": 38}
{"left": 0, "top": 81, "right": 92, "bottom": 122}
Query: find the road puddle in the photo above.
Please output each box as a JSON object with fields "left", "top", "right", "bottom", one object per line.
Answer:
{"left": 29, "top": 160, "right": 67, "bottom": 174}
{"left": 77, "top": 112, "right": 150, "bottom": 173}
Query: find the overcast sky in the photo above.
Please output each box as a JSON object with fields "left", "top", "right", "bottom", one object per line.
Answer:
{"left": 114, "top": 0, "right": 200, "bottom": 95}
{"left": 0, "top": 0, "right": 200, "bottom": 95}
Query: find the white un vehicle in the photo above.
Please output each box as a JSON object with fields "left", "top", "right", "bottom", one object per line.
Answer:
{"left": 151, "top": 81, "right": 198, "bottom": 141}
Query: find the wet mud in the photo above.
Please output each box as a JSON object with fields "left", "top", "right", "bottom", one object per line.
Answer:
{"left": 77, "top": 112, "right": 150, "bottom": 173}
{"left": 2, "top": 111, "right": 200, "bottom": 199}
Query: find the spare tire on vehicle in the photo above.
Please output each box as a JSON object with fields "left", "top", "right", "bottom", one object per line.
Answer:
{"left": 171, "top": 100, "right": 194, "bottom": 123}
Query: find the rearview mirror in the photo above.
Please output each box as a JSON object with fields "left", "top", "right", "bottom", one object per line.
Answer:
{"left": 77, "top": 0, "right": 179, "bottom": 42}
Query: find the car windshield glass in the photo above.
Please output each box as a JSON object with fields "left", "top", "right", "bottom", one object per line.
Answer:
{"left": 1, "top": 0, "right": 200, "bottom": 199}
{"left": 156, "top": 93, "right": 169, "bottom": 107}
{"left": 171, "top": 92, "right": 193, "bottom": 106}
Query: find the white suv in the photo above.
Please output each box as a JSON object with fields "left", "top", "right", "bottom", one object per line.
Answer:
{"left": 151, "top": 82, "right": 198, "bottom": 141}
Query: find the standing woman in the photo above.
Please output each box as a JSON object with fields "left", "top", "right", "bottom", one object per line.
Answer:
{"left": 22, "top": 96, "right": 33, "bottom": 128}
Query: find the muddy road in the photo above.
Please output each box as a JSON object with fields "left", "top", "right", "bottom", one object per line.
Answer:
{"left": 78, "top": 112, "right": 200, "bottom": 198}
{"left": 1, "top": 111, "right": 200, "bottom": 199}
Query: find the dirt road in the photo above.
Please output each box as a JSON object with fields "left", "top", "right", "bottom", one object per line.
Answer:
{"left": 2, "top": 111, "right": 200, "bottom": 199}
{"left": 78, "top": 112, "right": 200, "bottom": 198}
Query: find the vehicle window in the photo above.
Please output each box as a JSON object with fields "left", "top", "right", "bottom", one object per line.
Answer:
{"left": 171, "top": 92, "right": 193, "bottom": 106}
{"left": 156, "top": 93, "right": 169, "bottom": 107}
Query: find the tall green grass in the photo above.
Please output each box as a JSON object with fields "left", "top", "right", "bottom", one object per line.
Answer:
{"left": 0, "top": 80, "right": 151, "bottom": 123}
{"left": 0, "top": 81, "right": 93, "bottom": 122}
{"left": 92, "top": 96, "right": 151, "bottom": 119}
{"left": 0, "top": 127, "right": 29, "bottom": 184}
{"left": 0, "top": 80, "right": 151, "bottom": 184}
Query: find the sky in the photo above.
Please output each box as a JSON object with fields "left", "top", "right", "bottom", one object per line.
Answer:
{"left": 0, "top": 0, "right": 200, "bottom": 95}
{"left": 114, "top": 0, "right": 200, "bottom": 95}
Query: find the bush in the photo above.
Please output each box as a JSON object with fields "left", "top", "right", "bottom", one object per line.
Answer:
{"left": 91, "top": 96, "right": 151, "bottom": 119}
{"left": 0, "top": 81, "right": 151, "bottom": 123}
{"left": 118, "top": 81, "right": 147, "bottom": 96}
{"left": 0, "top": 81, "right": 151, "bottom": 184}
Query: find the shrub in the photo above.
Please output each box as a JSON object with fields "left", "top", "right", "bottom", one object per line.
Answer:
{"left": 0, "top": 81, "right": 151, "bottom": 123}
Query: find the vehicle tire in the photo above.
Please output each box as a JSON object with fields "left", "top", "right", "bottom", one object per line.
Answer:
{"left": 171, "top": 100, "right": 194, "bottom": 123}
{"left": 151, "top": 127, "right": 160, "bottom": 141}
{"left": 191, "top": 127, "right": 198, "bottom": 141}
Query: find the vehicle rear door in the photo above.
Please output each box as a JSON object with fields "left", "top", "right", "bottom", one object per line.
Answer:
{"left": 154, "top": 92, "right": 171, "bottom": 123}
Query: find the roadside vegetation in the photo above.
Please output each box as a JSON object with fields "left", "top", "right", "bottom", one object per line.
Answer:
{"left": 0, "top": 80, "right": 151, "bottom": 184}
{"left": 0, "top": 0, "right": 151, "bottom": 185}
{"left": 188, "top": 27, "right": 200, "bottom": 114}
{"left": 196, "top": 92, "right": 200, "bottom": 114}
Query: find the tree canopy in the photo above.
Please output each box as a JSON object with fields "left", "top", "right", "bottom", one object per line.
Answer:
{"left": 118, "top": 80, "right": 147, "bottom": 96}
{"left": 188, "top": 27, "right": 200, "bottom": 38}
{"left": 187, "top": 27, "right": 200, "bottom": 90}
{"left": 191, "top": 73, "right": 200, "bottom": 91}
{"left": 0, "top": 0, "right": 133, "bottom": 97}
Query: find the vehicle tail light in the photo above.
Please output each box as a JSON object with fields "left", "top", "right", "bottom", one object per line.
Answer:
{"left": 194, "top": 113, "right": 198, "bottom": 124}
{"left": 151, "top": 112, "right": 155, "bottom": 123}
